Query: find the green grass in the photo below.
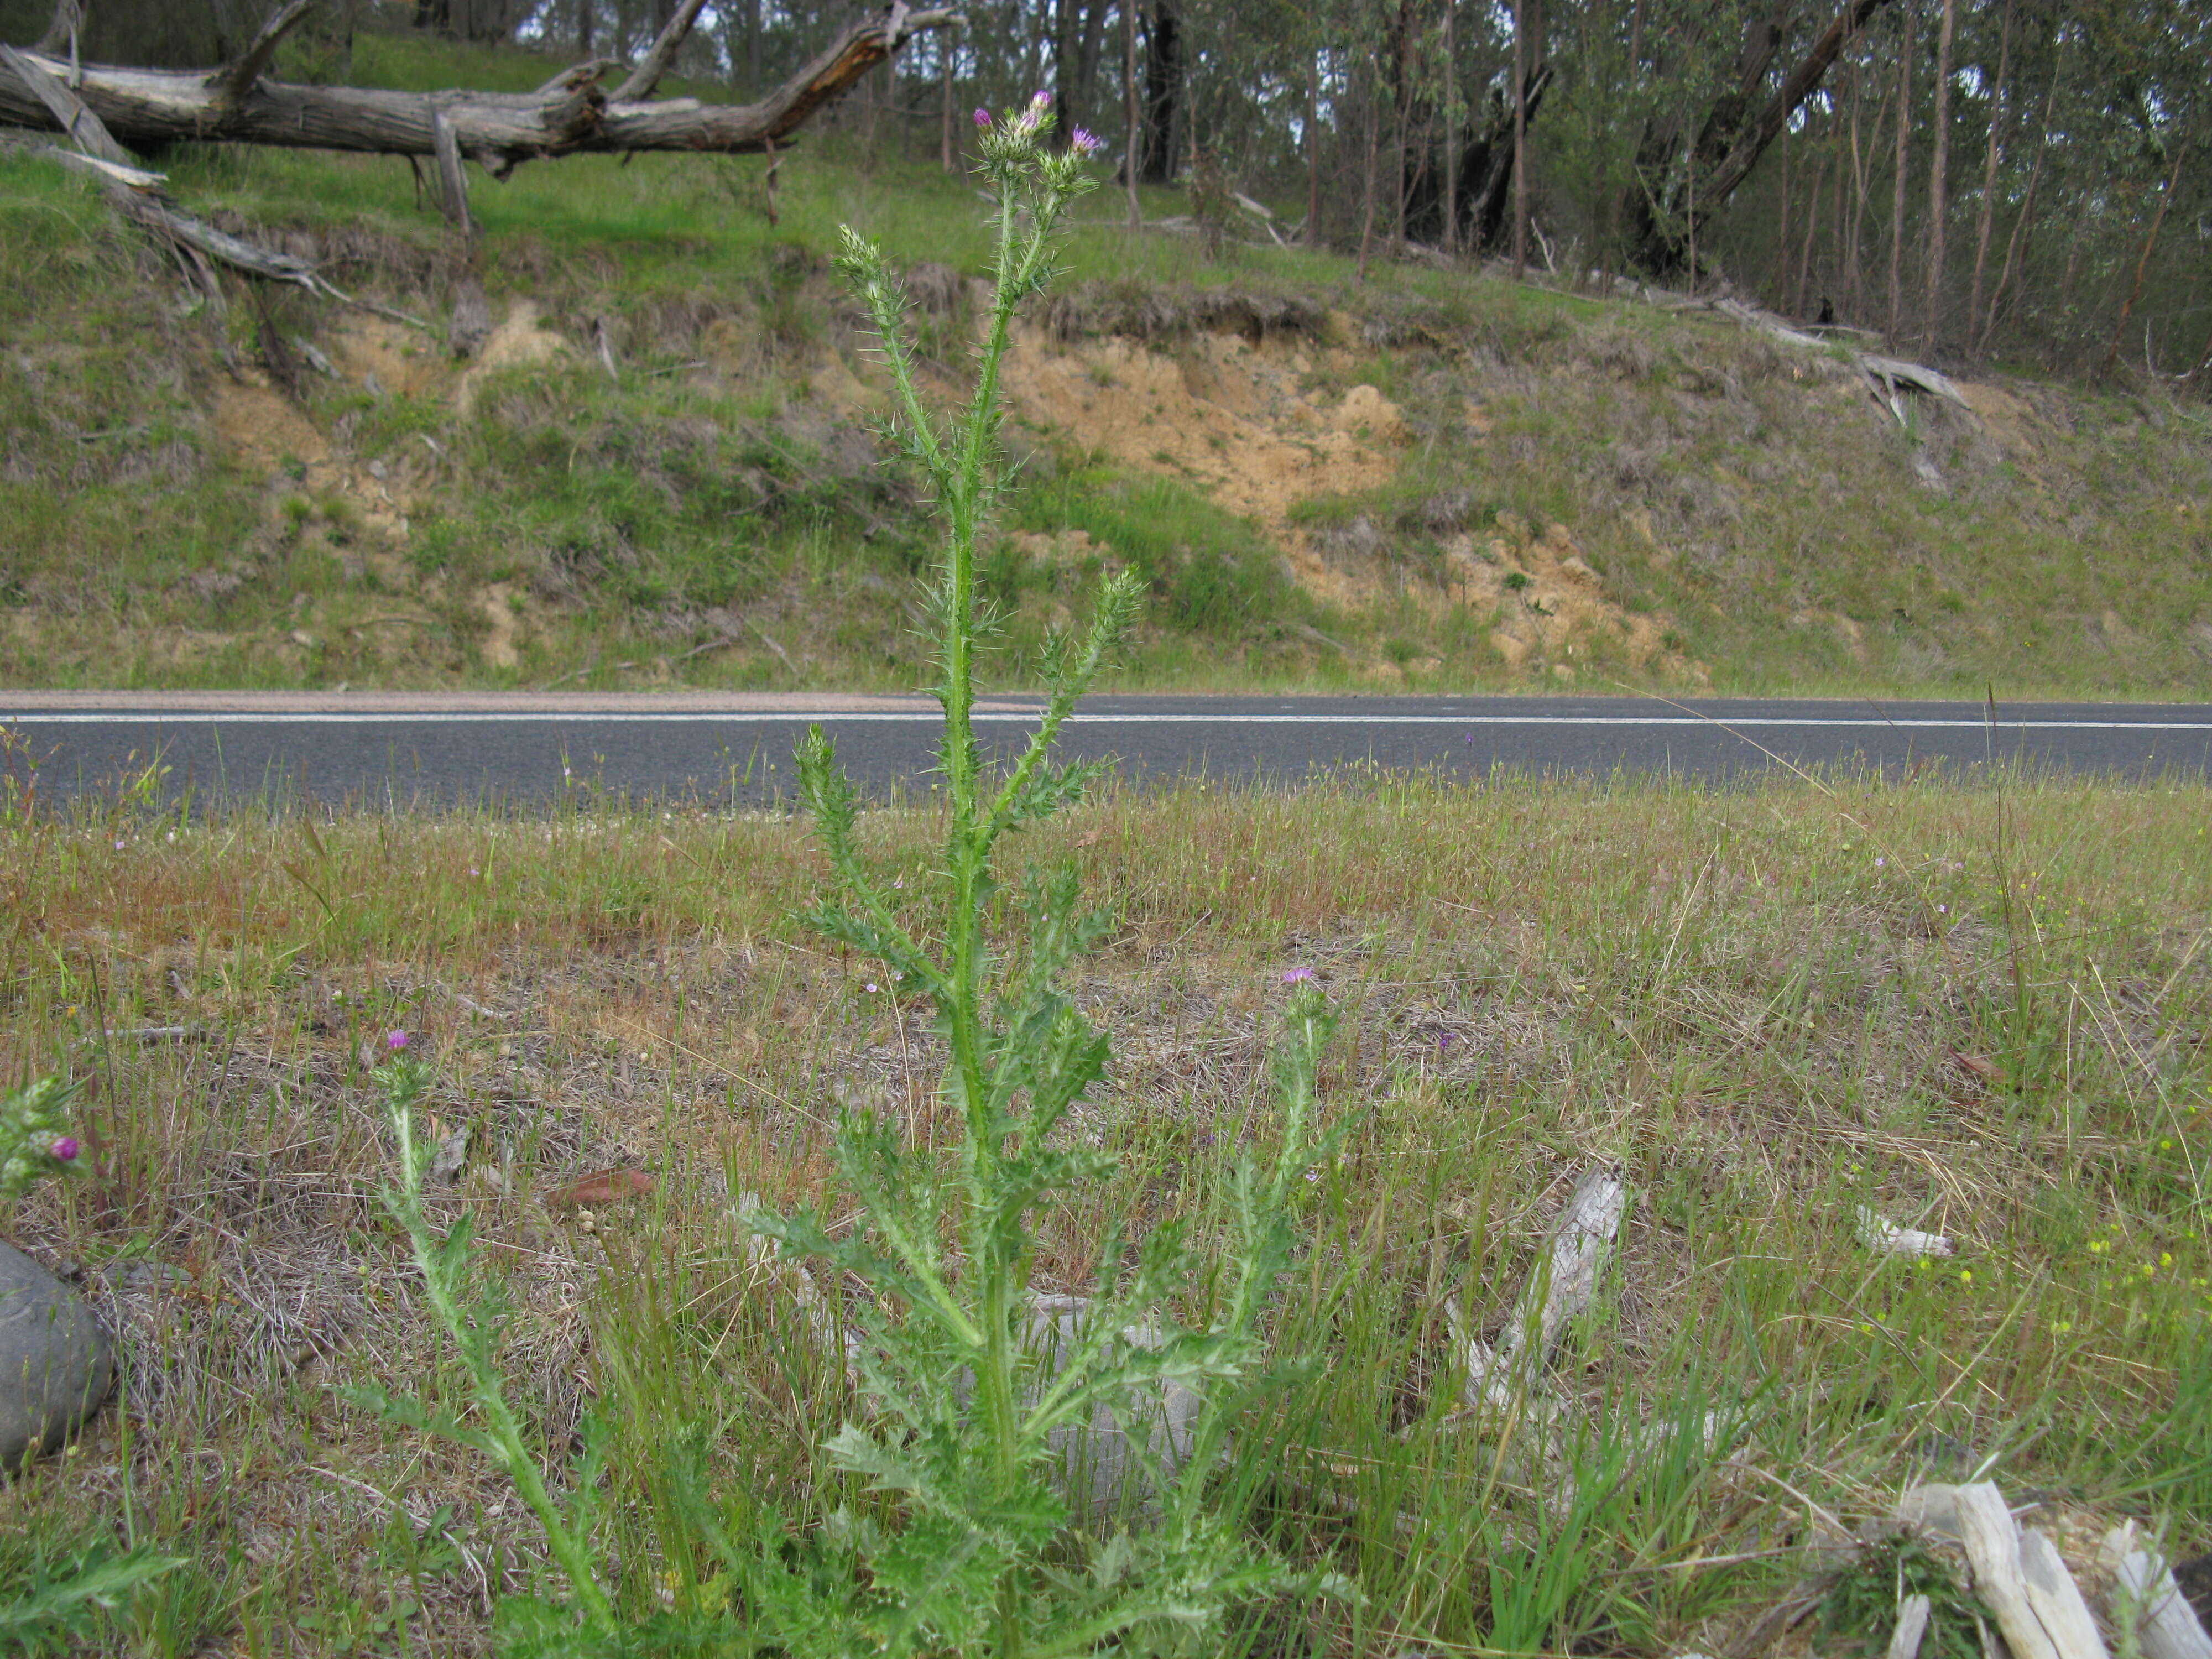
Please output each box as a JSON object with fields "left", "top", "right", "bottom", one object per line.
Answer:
{"left": 1, "top": 761, "right": 2207, "bottom": 1652}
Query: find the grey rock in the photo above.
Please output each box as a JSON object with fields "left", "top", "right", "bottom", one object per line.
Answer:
{"left": 961, "top": 1296, "right": 1202, "bottom": 1528}
{"left": 0, "top": 1240, "right": 115, "bottom": 1471}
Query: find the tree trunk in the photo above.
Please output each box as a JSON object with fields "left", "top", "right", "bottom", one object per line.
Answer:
{"left": 1392, "top": 0, "right": 1410, "bottom": 251}
{"left": 1620, "top": 0, "right": 1896, "bottom": 277}
{"left": 938, "top": 32, "right": 950, "bottom": 170}
{"left": 1887, "top": 0, "right": 1911, "bottom": 341}
{"left": 1921, "top": 0, "right": 1953, "bottom": 356}
{"left": 1053, "top": 0, "right": 1078, "bottom": 143}
{"left": 1775, "top": 122, "right": 1791, "bottom": 300}
{"left": 2099, "top": 132, "right": 2192, "bottom": 381}
{"left": 1510, "top": 0, "right": 1526, "bottom": 279}
{"left": 1441, "top": 0, "right": 1458, "bottom": 254}
{"left": 0, "top": 4, "right": 958, "bottom": 169}
{"left": 576, "top": 0, "right": 593, "bottom": 55}
{"left": 1140, "top": 0, "right": 1179, "bottom": 182}
{"left": 1125, "top": 0, "right": 1141, "bottom": 223}
{"left": 1794, "top": 139, "right": 1828, "bottom": 315}
{"left": 1357, "top": 85, "right": 1380, "bottom": 279}
{"left": 1075, "top": 0, "right": 1110, "bottom": 134}
{"left": 1978, "top": 52, "right": 2054, "bottom": 356}
{"left": 1964, "top": 0, "right": 2011, "bottom": 351}
{"left": 1305, "top": 49, "right": 1321, "bottom": 244}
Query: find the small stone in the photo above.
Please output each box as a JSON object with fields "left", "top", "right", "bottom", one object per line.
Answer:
{"left": 0, "top": 1241, "right": 115, "bottom": 1470}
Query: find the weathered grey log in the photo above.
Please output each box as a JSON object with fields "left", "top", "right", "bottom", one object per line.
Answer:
{"left": 1887, "top": 1593, "right": 1932, "bottom": 1659}
{"left": 1951, "top": 1483, "right": 2063, "bottom": 1659}
{"left": 1452, "top": 1164, "right": 1625, "bottom": 1412}
{"left": 2018, "top": 1527, "right": 2110, "bottom": 1659}
{"left": 2102, "top": 1525, "right": 2212, "bottom": 1659}
{"left": 1855, "top": 1206, "right": 1955, "bottom": 1259}
{"left": 0, "top": 1240, "right": 115, "bottom": 1470}
{"left": 0, "top": 5, "right": 961, "bottom": 171}
{"left": 1016, "top": 1296, "right": 1200, "bottom": 1526}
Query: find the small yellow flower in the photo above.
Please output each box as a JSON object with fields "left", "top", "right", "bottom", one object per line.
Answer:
{"left": 2051, "top": 1320, "right": 2073, "bottom": 1334}
{"left": 1959, "top": 1270, "right": 1974, "bottom": 1285}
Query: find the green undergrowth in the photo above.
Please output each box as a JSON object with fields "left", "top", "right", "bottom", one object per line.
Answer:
{"left": 0, "top": 764, "right": 2206, "bottom": 1653}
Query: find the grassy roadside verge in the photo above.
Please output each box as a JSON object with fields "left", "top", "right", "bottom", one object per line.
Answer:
{"left": 1, "top": 763, "right": 2206, "bottom": 1653}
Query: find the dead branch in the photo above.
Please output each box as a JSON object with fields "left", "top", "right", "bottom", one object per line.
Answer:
{"left": 0, "top": 6, "right": 962, "bottom": 172}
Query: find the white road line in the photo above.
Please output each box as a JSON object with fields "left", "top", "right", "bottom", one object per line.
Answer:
{"left": 3, "top": 711, "right": 2211, "bottom": 732}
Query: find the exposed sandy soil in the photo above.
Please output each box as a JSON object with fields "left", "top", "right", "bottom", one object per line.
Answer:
{"left": 1447, "top": 515, "right": 1709, "bottom": 685}
{"left": 455, "top": 299, "right": 573, "bottom": 416}
{"left": 997, "top": 325, "right": 1400, "bottom": 538}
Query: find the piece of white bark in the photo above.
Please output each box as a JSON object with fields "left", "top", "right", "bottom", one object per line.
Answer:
{"left": 2100, "top": 1525, "right": 2212, "bottom": 1659}
{"left": 1459, "top": 1166, "right": 1625, "bottom": 1411}
{"left": 1954, "top": 1482, "right": 2063, "bottom": 1659}
{"left": 1888, "top": 1593, "right": 1933, "bottom": 1659}
{"left": 1856, "top": 1206, "right": 1955, "bottom": 1258}
{"left": 2017, "top": 1526, "right": 2110, "bottom": 1659}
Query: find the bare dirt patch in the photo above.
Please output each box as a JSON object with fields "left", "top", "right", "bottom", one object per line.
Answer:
{"left": 455, "top": 299, "right": 575, "bottom": 416}
{"left": 997, "top": 325, "right": 1400, "bottom": 529}
{"left": 327, "top": 315, "right": 453, "bottom": 401}
{"left": 1444, "top": 515, "right": 1709, "bottom": 685}
{"left": 211, "top": 371, "right": 331, "bottom": 477}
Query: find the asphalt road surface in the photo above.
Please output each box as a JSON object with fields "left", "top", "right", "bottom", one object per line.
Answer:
{"left": 3, "top": 691, "right": 2208, "bottom": 808}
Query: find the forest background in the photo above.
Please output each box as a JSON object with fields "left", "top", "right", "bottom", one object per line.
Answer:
{"left": 16, "top": 0, "right": 2203, "bottom": 383}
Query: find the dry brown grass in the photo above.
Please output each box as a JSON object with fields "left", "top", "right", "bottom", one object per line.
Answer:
{"left": 1, "top": 765, "right": 2207, "bottom": 1653}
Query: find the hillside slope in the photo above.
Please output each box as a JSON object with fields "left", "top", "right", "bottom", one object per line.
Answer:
{"left": 3, "top": 40, "right": 2208, "bottom": 699}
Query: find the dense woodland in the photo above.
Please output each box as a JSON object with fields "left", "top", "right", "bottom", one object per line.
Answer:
{"left": 4, "top": 0, "right": 2206, "bottom": 384}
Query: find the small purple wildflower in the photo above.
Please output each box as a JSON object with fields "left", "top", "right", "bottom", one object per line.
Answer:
{"left": 51, "top": 1136, "right": 79, "bottom": 1162}
{"left": 1303, "top": 1168, "right": 1319, "bottom": 1183}
{"left": 865, "top": 982, "right": 879, "bottom": 994}
{"left": 384, "top": 1029, "right": 409, "bottom": 1051}
{"left": 1438, "top": 1032, "right": 1454, "bottom": 1050}
{"left": 1875, "top": 857, "right": 1886, "bottom": 868}
{"left": 1281, "top": 966, "right": 1315, "bottom": 985}
{"left": 1937, "top": 904, "right": 1948, "bottom": 913}
{"left": 114, "top": 839, "right": 125, "bottom": 851}
{"left": 1031, "top": 89, "right": 1052, "bottom": 107}
{"left": 1070, "top": 126, "right": 1100, "bottom": 155}
{"left": 974, "top": 107, "right": 991, "bottom": 128}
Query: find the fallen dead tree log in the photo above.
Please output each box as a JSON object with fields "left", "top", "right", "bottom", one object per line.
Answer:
{"left": 0, "top": 0, "right": 959, "bottom": 175}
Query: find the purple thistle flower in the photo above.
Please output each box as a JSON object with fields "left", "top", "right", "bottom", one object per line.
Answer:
{"left": 1070, "top": 126, "right": 1101, "bottom": 155}
{"left": 385, "top": 1029, "right": 409, "bottom": 1051}
{"left": 51, "top": 1136, "right": 79, "bottom": 1162}
{"left": 974, "top": 107, "right": 991, "bottom": 128}
{"left": 1031, "top": 89, "right": 1052, "bottom": 107}
{"left": 1438, "top": 1032, "right": 1454, "bottom": 1050}
{"left": 1281, "top": 966, "right": 1315, "bottom": 985}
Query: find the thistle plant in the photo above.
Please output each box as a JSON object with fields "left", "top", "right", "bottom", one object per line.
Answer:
{"left": 339, "top": 97, "right": 1343, "bottom": 1658}
{"left": 737, "top": 93, "right": 1348, "bottom": 1656}
{"left": 0, "top": 1074, "right": 85, "bottom": 1203}
{"left": 343, "top": 1057, "right": 618, "bottom": 1632}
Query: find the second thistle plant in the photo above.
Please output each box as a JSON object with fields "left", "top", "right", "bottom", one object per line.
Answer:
{"left": 743, "top": 93, "right": 1347, "bottom": 1657}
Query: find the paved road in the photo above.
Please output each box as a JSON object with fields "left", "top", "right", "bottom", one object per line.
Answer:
{"left": 3, "top": 691, "right": 2208, "bottom": 808}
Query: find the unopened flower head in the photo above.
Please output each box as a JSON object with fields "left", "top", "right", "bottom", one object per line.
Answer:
{"left": 51, "top": 1136, "right": 78, "bottom": 1162}
{"left": 974, "top": 107, "right": 991, "bottom": 128}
